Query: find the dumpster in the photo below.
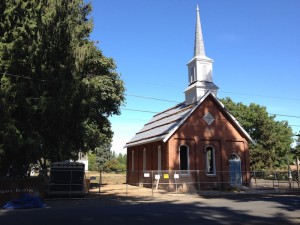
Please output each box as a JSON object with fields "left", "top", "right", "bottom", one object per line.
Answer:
{"left": 48, "top": 161, "right": 85, "bottom": 197}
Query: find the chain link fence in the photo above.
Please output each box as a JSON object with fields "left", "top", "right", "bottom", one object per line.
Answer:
{"left": 84, "top": 170, "right": 300, "bottom": 198}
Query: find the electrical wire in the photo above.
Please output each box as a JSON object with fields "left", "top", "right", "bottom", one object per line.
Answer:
{"left": 2, "top": 72, "right": 300, "bottom": 125}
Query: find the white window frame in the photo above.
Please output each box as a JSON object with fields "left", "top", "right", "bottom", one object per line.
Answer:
{"left": 206, "top": 146, "right": 216, "bottom": 176}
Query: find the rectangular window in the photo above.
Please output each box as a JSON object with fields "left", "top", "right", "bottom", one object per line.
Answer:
{"left": 143, "top": 148, "right": 146, "bottom": 171}
{"left": 131, "top": 150, "right": 134, "bottom": 172}
{"left": 179, "top": 145, "right": 189, "bottom": 175}
{"left": 158, "top": 146, "right": 161, "bottom": 174}
{"left": 206, "top": 147, "right": 216, "bottom": 176}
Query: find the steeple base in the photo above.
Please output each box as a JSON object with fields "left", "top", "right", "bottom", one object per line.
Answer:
{"left": 184, "top": 81, "right": 219, "bottom": 104}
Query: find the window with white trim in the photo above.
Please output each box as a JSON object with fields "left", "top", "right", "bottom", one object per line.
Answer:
{"left": 179, "top": 145, "right": 189, "bottom": 174}
{"left": 206, "top": 146, "right": 216, "bottom": 175}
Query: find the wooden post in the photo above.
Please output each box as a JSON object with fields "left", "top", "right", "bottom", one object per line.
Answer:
{"left": 297, "top": 157, "right": 300, "bottom": 188}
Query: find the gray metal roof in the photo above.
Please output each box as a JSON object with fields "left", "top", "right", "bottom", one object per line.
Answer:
{"left": 124, "top": 92, "right": 254, "bottom": 148}
{"left": 125, "top": 102, "right": 195, "bottom": 147}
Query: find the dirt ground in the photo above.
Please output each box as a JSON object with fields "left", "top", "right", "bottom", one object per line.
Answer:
{"left": 84, "top": 172, "right": 299, "bottom": 199}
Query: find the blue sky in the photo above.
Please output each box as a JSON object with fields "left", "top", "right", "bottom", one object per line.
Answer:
{"left": 89, "top": 0, "right": 300, "bottom": 154}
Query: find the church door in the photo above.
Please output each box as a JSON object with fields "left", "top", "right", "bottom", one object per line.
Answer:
{"left": 229, "top": 154, "right": 242, "bottom": 186}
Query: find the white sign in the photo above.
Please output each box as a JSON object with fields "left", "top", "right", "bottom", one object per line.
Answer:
{"left": 144, "top": 173, "right": 150, "bottom": 178}
{"left": 155, "top": 174, "right": 160, "bottom": 180}
{"left": 174, "top": 174, "right": 179, "bottom": 179}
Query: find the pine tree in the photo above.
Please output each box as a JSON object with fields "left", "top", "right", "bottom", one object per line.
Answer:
{"left": 0, "top": 0, "right": 125, "bottom": 176}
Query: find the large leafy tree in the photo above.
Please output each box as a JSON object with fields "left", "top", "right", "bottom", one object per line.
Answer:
{"left": 221, "top": 98, "right": 293, "bottom": 170}
{"left": 293, "top": 134, "right": 300, "bottom": 161}
{"left": 0, "top": 0, "right": 125, "bottom": 176}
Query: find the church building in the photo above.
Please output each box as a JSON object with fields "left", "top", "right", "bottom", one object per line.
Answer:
{"left": 125, "top": 6, "right": 254, "bottom": 190}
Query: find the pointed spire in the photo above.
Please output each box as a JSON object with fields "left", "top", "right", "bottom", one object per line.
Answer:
{"left": 194, "top": 4, "right": 206, "bottom": 57}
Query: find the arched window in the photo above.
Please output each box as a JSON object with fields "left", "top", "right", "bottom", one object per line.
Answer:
{"left": 206, "top": 146, "right": 215, "bottom": 175}
{"left": 179, "top": 145, "right": 189, "bottom": 173}
{"left": 229, "top": 153, "right": 242, "bottom": 186}
{"left": 143, "top": 148, "right": 146, "bottom": 171}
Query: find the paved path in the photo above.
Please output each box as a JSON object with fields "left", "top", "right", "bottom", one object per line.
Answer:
{"left": 1, "top": 194, "right": 300, "bottom": 225}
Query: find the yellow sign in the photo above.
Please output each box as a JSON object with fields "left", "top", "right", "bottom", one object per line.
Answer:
{"left": 163, "top": 174, "right": 169, "bottom": 179}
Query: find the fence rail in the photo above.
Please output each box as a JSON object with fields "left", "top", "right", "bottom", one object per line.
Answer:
{"left": 85, "top": 170, "right": 300, "bottom": 198}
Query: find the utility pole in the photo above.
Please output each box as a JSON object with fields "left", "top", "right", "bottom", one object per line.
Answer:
{"left": 296, "top": 156, "right": 300, "bottom": 188}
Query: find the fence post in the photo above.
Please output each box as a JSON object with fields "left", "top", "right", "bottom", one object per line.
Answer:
{"left": 254, "top": 171, "right": 257, "bottom": 189}
{"left": 175, "top": 171, "right": 178, "bottom": 194}
{"left": 197, "top": 170, "right": 200, "bottom": 193}
{"left": 273, "top": 172, "right": 276, "bottom": 189}
{"left": 288, "top": 170, "right": 292, "bottom": 189}
{"left": 151, "top": 170, "right": 154, "bottom": 197}
{"left": 99, "top": 170, "right": 102, "bottom": 198}
{"left": 297, "top": 157, "right": 300, "bottom": 188}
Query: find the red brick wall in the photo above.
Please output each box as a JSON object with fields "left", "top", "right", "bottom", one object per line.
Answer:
{"left": 127, "top": 95, "right": 251, "bottom": 189}
{"left": 167, "top": 96, "right": 250, "bottom": 188}
{"left": 126, "top": 141, "right": 168, "bottom": 185}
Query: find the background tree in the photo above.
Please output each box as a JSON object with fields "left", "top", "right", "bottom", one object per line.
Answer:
{"left": 221, "top": 98, "right": 293, "bottom": 170}
{"left": 0, "top": 0, "right": 125, "bottom": 176}
{"left": 294, "top": 134, "right": 300, "bottom": 157}
{"left": 88, "top": 151, "right": 127, "bottom": 173}
{"left": 94, "top": 143, "right": 114, "bottom": 171}
{"left": 293, "top": 134, "right": 300, "bottom": 172}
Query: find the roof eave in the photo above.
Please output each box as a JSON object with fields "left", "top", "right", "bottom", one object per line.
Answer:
{"left": 124, "top": 136, "right": 166, "bottom": 149}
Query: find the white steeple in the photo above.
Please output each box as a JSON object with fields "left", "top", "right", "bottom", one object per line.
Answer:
{"left": 185, "top": 5, "right": 219, "bottom": 104}
{"left": 194, "top": 5, "right": 205, "bottom": 57}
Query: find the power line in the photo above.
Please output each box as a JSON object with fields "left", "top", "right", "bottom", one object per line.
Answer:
{"left": 125, "top": 94, "right": 300, "bottom": 120}
{"left": 1, "top": 72, "right": 48, "bottom": 82}
{"left": 219, "top": 91, "right": 300, "bottom": 101}
{"left": 120, "top": 107, "right": 300, "bottom": 125}
{"left": 269, "top": 113, "right": 300, "bottom": 119}
{"left": 2, "top": 71, "right": 300, "bottom": 103}
{"left": 126, "top": 80, "right": 300, "bottom": 102}
{"left": 121, "top": 107, "right": 300, "bottom": 119}
{"left": 2, "top": 72, "right": 300, "bottom": 121}
{"left": 121, "top": 108, "right": 161, "bottom": 114}
{"left": 127, "top": 94, "right": 181, "bottom": 103}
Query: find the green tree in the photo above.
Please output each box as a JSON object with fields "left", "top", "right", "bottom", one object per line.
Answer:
{"left": 117, "top": 153, "right": 127, "bottom": 166}
{"left": 0, "top": 0, "right": 125, "bottom": 176}
{"left": 221, "top": 98, "right": 293, "bottom": 170}
{"left": 87, "top": 152, "right": 97, "bottom": 171}
{"left": 94, "top": 143, "right": 114, "bottom": 170}
{"left": 103, "top": 152, "right": 127, "bottom": 173}
{"left": 293, "top": 134, "right": 300, "bottom": 161}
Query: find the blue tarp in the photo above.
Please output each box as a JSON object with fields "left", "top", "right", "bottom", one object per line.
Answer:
{"left": 2, "top": 194, "right": 47, "bottom": 209}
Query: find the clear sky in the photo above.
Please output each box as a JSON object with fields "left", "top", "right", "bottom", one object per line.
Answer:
{"left": 89, "top": 0, "right": 300, "bottom": 154}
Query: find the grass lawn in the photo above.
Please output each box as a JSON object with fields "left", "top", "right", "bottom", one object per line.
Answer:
{"left": 85, "top": 171, "right": 126, "bottom": 185}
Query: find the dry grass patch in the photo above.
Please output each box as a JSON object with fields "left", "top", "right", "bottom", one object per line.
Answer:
{"left": 85, "top": 171, "right": 126, "bottom": 185}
